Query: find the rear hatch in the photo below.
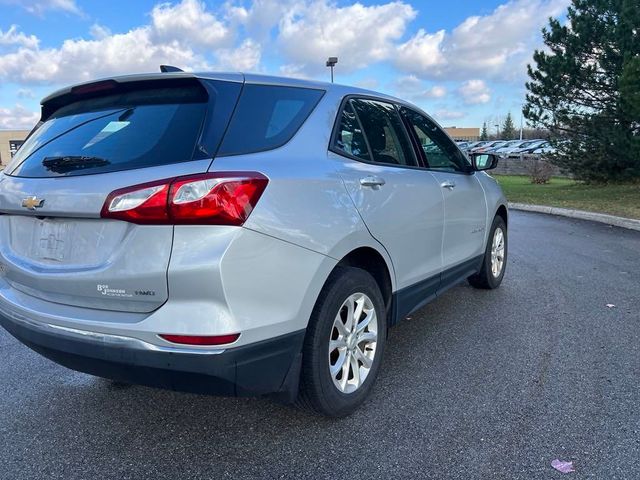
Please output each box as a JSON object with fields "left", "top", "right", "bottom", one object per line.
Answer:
{"left": 0, "top": 74, "right": 242, "bottom": 313}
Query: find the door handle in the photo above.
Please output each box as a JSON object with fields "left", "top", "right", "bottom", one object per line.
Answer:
{"left": 360, "top": 176, "right": 386, "bottom": 188}
{"left": 440, "top": 180, "right": 456, "bottom": 189}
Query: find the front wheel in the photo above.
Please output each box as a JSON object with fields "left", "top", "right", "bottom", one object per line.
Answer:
{"left": 468, "top": 215, "right": 507, "bottom": 289}
{"left": 297, "top": 267, "right": 386, "bottom": 417}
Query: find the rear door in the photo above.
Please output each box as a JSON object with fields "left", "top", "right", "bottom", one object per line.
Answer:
{"left": 0, "top": 76, "right": 242, "bottom": 313}
{"left": 331, "top": 98, "right": 444, "bottom": 301}
{"left": 399, "top": 107, "right": 487, "bottom": 272}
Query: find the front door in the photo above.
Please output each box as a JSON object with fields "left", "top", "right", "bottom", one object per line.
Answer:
{"left": 399, "top": 107, "right": 487, "bottom": 272}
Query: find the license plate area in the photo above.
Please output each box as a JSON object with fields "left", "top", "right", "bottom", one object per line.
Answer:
{"left": 4, "top": 215, "right": 129, "bottom": 269}
{"left": 31, "top": 219, "right": 74, "bottom": 262}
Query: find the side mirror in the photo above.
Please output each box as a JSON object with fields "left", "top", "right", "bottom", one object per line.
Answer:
{"left": 470, "top": 153, "right": 499, "bottom": 171}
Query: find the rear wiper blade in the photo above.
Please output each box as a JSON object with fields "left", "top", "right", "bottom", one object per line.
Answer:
{"left": 42, "top": 155, "right": 110, "bottom": 173}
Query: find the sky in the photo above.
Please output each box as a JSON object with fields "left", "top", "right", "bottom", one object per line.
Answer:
{"left": 0, "top": 0, "right": 569, "bottom": 132}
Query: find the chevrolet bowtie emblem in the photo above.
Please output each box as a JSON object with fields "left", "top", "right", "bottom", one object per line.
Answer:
{"left": 22, "top": 196, "right": 45, "bottom": 210}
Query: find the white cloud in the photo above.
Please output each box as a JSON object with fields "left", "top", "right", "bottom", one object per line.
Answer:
{"left": 216, "top": 39, "right": 262, "bottom": 70}
{"left": 89, "top": 24, "right": 112, "bottom": 40}
{"left": 0, "top": 0, "right": 82, "bottom": 16}
{"left": 458, "top": 79, "right": 491, "bottom": 104}
{"left": 0, "top": 25, "right": 39, "bottom": 49}
{"left": 0, "top": 0, "right": 260, "bottom": 84}
{"left": 394, "top": 0, "right": 569, "bottom": 80}
{"left": 0, "top": 28, "right": 203, "bottom": 83}
{"left": 434, "top": 109, "right": 465, "bottom": 121}
{"left": 0, "top": 104, "right": 38, "bottom": 129}
{"left": 355, "top": 78, "right": 380, "bottom": 90}
{"left": 394, "top": 74, "right": 447, "bottom": 100}
{"left": 428, "top": 86, "right": 447, "bottom": 98}
{"left": 278, "top": 63, "right": 312, "bottom": 79}
{"left": 277, "top": 0, "right": 416, "bottom": 74}
{"left": 395, "top": 29, "right": 445, "bottom": 73}
{"left": 16, "top": 88, "right": 35, "bottom": 99}
{"left": 227, "top": 0, "right": 300, "bottom": 40}
{"left": 150, "top": 0, "right": 232, "bottom": 49}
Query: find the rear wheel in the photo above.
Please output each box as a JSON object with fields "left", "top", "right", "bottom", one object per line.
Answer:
{"left": 297, "top": 267, "right": 386, "bottom": 417}
{"left": 468, "top": 215, "right": 507, "bottom": 289}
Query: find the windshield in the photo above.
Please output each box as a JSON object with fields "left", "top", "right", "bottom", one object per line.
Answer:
{"left": 6, "top": 87, "right": 208, "bottom": 178}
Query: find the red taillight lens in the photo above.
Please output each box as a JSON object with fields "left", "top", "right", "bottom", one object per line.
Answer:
{"left": 159, "top": 333, "right": 240, "bottom": 346}
{"left": 101, "top": 180, "right": 170, "bottom": 224}
{"left": 169, "top": 174, "right": 268, "bottom": 225}
{"left": 100, "top": 172, "right": 268, "bottom": 225}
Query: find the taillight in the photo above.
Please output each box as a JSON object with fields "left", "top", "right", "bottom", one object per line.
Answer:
{"left": 102, "top": 181, "right": 170, "bottom": 224}
{"left": 159, "top": 333, "right": 240, "bottom": 346}
{"left": 100, "top": 172, "right": 268, "bottom": 225}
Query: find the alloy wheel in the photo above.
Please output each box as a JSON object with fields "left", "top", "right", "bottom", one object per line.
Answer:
{"left": 491, "top": 227, "right": 505, "bottom": 277}
{"left": 328, "top": 293, "right": 378, "bottom": 394}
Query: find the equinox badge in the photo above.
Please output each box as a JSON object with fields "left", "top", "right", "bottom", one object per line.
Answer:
{"left": 22, "top": 196, "right": 45, "bottom": 210}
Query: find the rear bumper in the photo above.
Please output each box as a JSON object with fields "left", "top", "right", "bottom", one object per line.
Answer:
{"left": 0, "top": 312, "right": 304, "bottom": 397}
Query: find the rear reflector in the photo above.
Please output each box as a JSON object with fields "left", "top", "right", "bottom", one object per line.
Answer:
{"left": 159, "top": 333, "right": 240, "bottom": 346}
{"left": 101, "top": 172, "right": 268, "bottom": 225}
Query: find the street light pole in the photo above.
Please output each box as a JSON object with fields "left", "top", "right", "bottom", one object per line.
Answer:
{"left": 326, "top": 57, "right": 338, "bottom": 83}
{"left": 494, "top": 124, "right": 500, "bottom": 139}
{"left": 519, "top": 109, "right": 524, "bottom": 140}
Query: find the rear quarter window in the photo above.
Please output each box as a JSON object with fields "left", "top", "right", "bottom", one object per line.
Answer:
{"left": 217, "top": 84, "right": 324, "bottom": 156}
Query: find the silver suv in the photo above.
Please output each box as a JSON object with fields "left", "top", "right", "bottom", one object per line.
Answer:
{"left": 0, "top": 71, "right": 507, "bottom": 417}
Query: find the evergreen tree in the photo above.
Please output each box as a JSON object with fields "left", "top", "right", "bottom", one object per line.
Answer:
{"left": 524, "top": 0, "right": 640, "bottom": 182}
{"left": 502, "top": 113, "right": 516, "bottom": 140}
{"left": 480, "top": 122, "right": 489, "bottom": 141}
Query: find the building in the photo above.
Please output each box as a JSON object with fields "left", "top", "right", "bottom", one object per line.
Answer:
{"left": 444, "top": 127, "right": 480, "bottom": 141}
{"left": 0, "top": 130, "right": 30, "bottom": 169}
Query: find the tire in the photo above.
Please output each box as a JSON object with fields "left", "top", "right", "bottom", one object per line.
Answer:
{"left": 468, "top": 215, "right": 507, "bottom": 289}
{"left": 297, "top": 267, "right": 386, "bottom": 417}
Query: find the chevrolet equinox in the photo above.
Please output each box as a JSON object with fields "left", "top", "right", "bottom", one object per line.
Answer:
{"left": 0, "top": 70, "right": 508, "bottom": 417}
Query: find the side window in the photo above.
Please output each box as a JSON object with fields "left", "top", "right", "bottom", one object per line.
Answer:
{"left": 400, "top": 107, "right": 470, "bottom": 172}
{"left": 334, "top": 101, "right": 371, "bottom": 161}
{"left": 351, "top": 99, "right": 417, "bottom": 167}
{"left": 266, "top": 99, "right": 305, "bottom": 138}
{"left": 217, "top": 85, "right": 324, "bottom": 156}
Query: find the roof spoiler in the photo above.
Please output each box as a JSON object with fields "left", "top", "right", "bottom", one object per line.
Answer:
{"left": 40, "top": 73, "right": 200, "bottom": 121}
{"left": 160, "top": 65, "right": 184, "bottom": 73}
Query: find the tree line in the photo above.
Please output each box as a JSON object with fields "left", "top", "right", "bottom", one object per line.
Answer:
{"left": 480, "top": 113, "right": 527, "bottom": 141}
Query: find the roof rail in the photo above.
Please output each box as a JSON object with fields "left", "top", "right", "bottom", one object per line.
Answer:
{"left": 160, "top": 65, "right": 184, "bottom": 73}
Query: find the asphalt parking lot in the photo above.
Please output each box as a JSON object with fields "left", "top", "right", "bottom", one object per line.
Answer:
{"left": 1, "top": 210, "right": 639, "bottom": 479}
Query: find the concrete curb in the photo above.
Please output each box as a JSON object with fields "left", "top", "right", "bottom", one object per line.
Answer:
{"left": 509, "top": 203, "right": 640, "bottom": 232}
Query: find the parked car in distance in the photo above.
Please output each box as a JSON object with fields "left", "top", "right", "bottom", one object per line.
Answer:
{"left": 531, "top": 142, "right": 555, "bottom": 154}
{"left": 493, "top": 140, "right": 530, "bottom": 155}
{"left": 473, "top": 140, "right": 508, "bottom": 153}
{"left": 510, "top": 139, "right": 547, "bottom": 154}
{"left": 461, "top": 141, "right": 484, "bottom": 151}
{"left": 0, "top": 70, "right": 508, "bottom": 417}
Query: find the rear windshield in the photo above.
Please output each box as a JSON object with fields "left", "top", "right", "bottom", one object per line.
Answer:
{"left": 217, "top": 84, "right": 324, "bottom": 156}
{"left": 6, "top": 86, "right": 208, "bottom": 178}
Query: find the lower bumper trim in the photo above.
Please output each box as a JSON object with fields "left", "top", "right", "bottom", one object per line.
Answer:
{"left": 0, "top": 312, "right": 305, "bottom": 397}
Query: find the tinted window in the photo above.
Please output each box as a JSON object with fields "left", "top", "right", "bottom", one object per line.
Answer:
{"left": 333, "top": 101, "right": 371, "bottom": 161}
{"left": 401, "top": 108, "right": 470, "bottom": 172}
{"left": 7, "top": 86, "right": 208, "bottom": 178}
{"left": 218, "top": 85, "right": 324, "bottom": 156}
{"left": 351, "top": 99, "right": 417, "bottom": 167}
